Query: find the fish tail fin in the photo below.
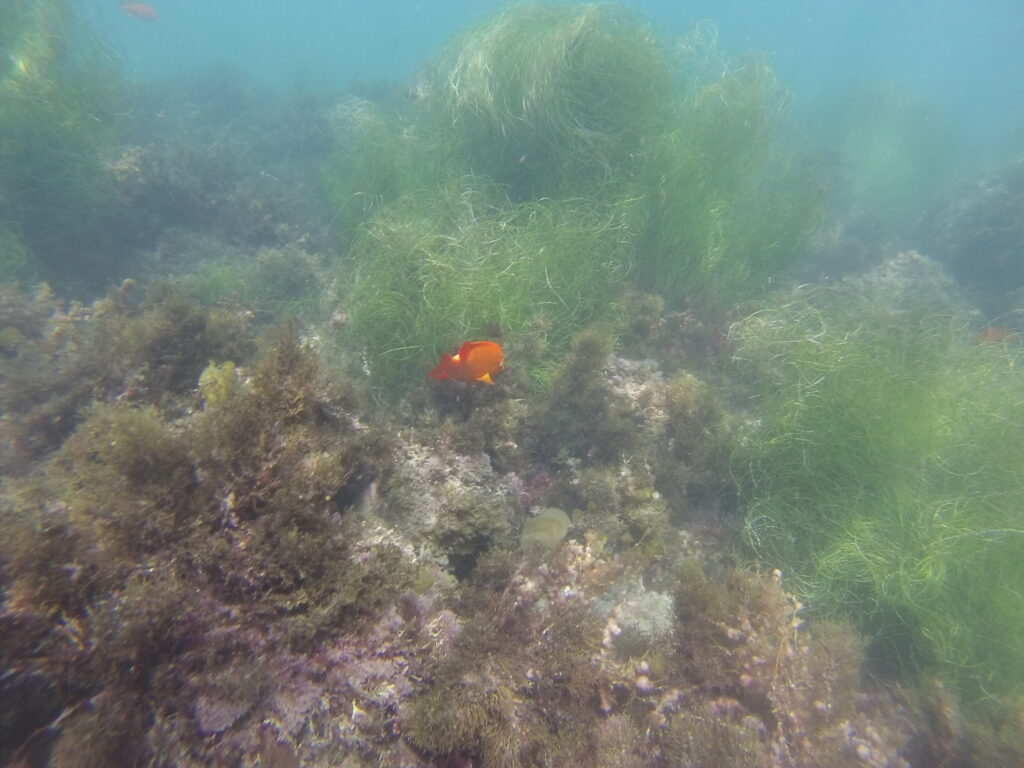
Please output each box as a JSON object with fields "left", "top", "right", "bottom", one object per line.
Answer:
{"left": 428, "top": 353, "right": 456, "bottom": 380}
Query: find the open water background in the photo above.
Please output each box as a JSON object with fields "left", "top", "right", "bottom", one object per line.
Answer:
{"left": 89, "top": 0, "right": 1024, "bottom": 176}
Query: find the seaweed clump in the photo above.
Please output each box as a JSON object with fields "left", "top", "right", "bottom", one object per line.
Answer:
{"left": 732, "top": 283, "right": 1024, "bottom": 705}
{"left": 325, "top": 3, "right": 825, "bottom": 397}
{"left": 666, "top": 560, "right": 915, "bottom": 767}
{"left": 185, "top": 245, "right": 324, "bottom": 322}
{"left": 0, "top": 318, "right": 409, "bottom": 765}
{"left": 650, "top": 370, "right": 733, "bottom": 512}
{"left": 0, "top": 282, "right": 249, "bottom": 474}
{"left": 345, "top": 179, "right": 632, "bottom": 393}
{"left": 403, "top": 541, "right": 619, "bottom": 768}
{"left": 404, "top": 530, "right": 916, "bottom": 768}
{"left": 629, "top": 27, "right": 824, "bottom": 299}
{"left": 0, "top": 0, "right": 125, "bottom": 284}
{"left": 420, "top": 2, "right": 674, "bottom": 199}
{"left": 405, "top": 654, "right": 550, "bottom": 768}
{"left": 527, "top": 328, "right": 637, "bottom": 464}
{"left": 431, "top": 489, "right": 513, "bottom": 580}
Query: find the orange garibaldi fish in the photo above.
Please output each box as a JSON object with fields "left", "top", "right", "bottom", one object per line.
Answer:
{"left": 120, "top": 2, "right": 158, "bottom": 21}
{"left": 429, "top": 341, "right": 504, "bottom": 385}
{"left": 974, "top": 326, "right": 1022, "bottom": 347}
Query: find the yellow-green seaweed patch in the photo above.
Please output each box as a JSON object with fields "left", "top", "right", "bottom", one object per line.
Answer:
{"left": 733, "top": 287, "right": 1024, "bottom": 703}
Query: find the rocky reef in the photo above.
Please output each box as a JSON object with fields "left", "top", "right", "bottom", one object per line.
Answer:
{"left": 918, "top": 159, "right": 1024, "bottom": 321}
{"left": 0, "top": 279, "right": 979, "bottom": 768}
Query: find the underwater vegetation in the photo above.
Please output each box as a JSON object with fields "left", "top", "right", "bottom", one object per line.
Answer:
{"left": 344, "top": 177, "right": 632, "bottom": 391}
{"left": 527, "top": 328, "right": 639, "bottom": 465}
{"left": 403, "top": 540, "right": 918, "bottom": 768}
{"left": 418, "top": 2, "right": 675, "bottom": 200}
{"left": 732, "top": 274, "right": 1024, "bottom": 705}
{"left": 4, "top": 275, "right": 1017, "bottom": 764}
{"left": 6, "top": 0, "right": 1023, "bottom": 763}
{"left": 0, "top": 281, "right": 250, "bottom": 475}
{"left": 629, "top": 24, "right": 825, "bottom": 298}
{"left": 184, "top": 245, "right": 325, "bottom": 322}
{"left": 321, "top": 96, "right": 435, "bottom": 248}
{"left": 0, "top": 0, "right": 125, "bottom": 284}
{"left": 324, "top": 2, "right": 824, "bottom": 395}
{"left": 0, "top": 292, "right": 408, "bottom": 765}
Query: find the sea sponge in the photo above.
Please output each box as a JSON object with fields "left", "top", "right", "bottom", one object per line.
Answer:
{"left": 197, "top": 360, "right": 239, "bottom": 408}
{"left": 520, "top": 507, "right": 571, "bottom": 549}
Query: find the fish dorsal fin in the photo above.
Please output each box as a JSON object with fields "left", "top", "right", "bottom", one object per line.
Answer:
{"left": 458, "top": 340, "right": 482, "bottom": 358}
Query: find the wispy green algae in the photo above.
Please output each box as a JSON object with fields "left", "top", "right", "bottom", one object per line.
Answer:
{"left": 733, "top": 287, "right": 1024, "bottom": 703}
{"left": 0, "top": 0, "right": 124, "bottom": 284}
{"left": 345, "top": 178, "right": 632, "bottom": 392}
{"left": 324, "top": 4, "right": 824, "bottom": 396}
{"left": 629, "top": 28, "right": 825, "bottom": 299}
{"left": 418, "top": 2, "right": 674, "bottom": 200}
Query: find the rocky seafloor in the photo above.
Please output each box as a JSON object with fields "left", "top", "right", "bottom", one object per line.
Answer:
{"left": 0, "top": 264, "right": 979, "bottom": 768}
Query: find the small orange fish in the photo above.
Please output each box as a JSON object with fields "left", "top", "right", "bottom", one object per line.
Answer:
{"left": 120, "top": 2, "right": 158, "bottom": 21}
{"left": 974, "top": 326, "right": 1022, "bottom": 347}
{"left": 429, "top": 340, "right": 504, "bottom": 385}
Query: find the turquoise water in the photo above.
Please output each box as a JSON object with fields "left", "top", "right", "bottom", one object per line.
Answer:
{"left": 90, "top": 0, "right": 1024, "bottom": 167}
